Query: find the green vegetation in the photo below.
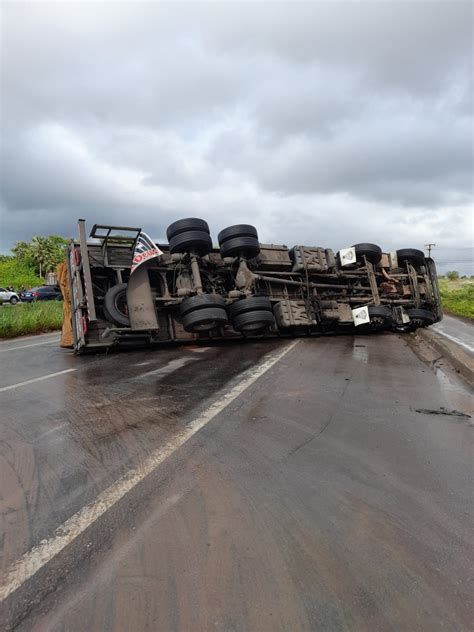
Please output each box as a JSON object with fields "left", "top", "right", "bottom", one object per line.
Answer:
{"left": 12, "top": 235, "right": 69, "bottom": 278}
{"left": 0, "top": 257, "right": 43, "bottom": 290}
{"left": 0, "top": 302, "right": 63, "bottom": 338}
{"left": 439, "top": 277, "right": 474, "bottom": 319}
{"left": 0, "top": 235, "right": 68, "bottom": 290}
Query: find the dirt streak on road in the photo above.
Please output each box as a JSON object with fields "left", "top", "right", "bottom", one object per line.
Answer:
{"left": 0, "top": 333, "right": 473, "bottom": 631}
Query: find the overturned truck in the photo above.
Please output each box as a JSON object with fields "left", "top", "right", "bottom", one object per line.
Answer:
{"left": 67, "top": 218, "right": 442, "bottom": 353}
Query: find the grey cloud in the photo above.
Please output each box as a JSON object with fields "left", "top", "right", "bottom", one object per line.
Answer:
{"left": 1, "top": 1, "right": 472, "bottom": 264}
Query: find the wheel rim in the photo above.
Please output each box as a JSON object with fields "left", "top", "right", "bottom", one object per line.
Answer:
{"left": 114, "top": 292, "right": 129, "bottom": 318}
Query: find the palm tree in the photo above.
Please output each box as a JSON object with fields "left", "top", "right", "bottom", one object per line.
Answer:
{"left": 29, "top": 236, "right": 53, "bottom": 278}
{"left": 12, "top": 240, "right": 32, "bottom": 261}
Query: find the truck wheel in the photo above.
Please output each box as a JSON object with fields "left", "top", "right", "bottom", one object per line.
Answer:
{"left": 218, "top": 225, "right": 260, "bottom": 259}
{"left": 230, "top": 296, "right": 272, "bottom": 318}
{"left": 180, "top": 294, "right": 228, "bottom": 332}
{"left": 367, "top": 305, "right": 394, "bottom": 331}
{"left": 406, "top": 308, "right": 435, "bottom": 330}
{"left": 180, "top": 294, "right": 226, "bottom": 316}
{"left": 220, "top": 236, "right": 260, "bottom": 259}
{"left": 232, "top": 309, "right": 275, "bottom": 333}
{"left": 169, "top": 230, "right": 213, "bottom": 256}
{"left": 352, "top": 243, "right": 382, "bottom": 265}
{"left": 397, "top": 248, "right": 425, "bottom": 267}
{"left": 181, "top": 307, "right": 228, "bottom": 332}
{"left": 103, "top": 283, "right": 130, "bottom": 327}
{"left": 218, "top": 224, "right": 258, "bottom": 244}
{"left": 166, "top": 218, "right": 210, "bottom": 241}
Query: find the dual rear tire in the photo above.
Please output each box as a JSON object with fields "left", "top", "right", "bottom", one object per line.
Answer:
{"left": 230, "top": 296, "right": 274, "bottom": 333}
{"left": 218, "top": 224, "right": 260, "bottom": 259}
{"left": 167, "top": 218, "right": 212, "bottom": 256}
{"left": 180, "top": 294, "right": 228, "bottom": 332}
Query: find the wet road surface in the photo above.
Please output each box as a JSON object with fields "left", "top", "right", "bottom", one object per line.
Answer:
{"left": 432, "top": 313, "right": 474, "bottom": 356}
{"left": 0, "top": 332, "right": 473, "bottom": 631}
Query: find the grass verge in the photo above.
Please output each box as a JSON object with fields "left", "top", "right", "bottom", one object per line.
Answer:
{"left": 0, "top": 301, "right": 64, "bottom": 338}
{"left": 438, "top": 279, "right": 474, "bottom": 320}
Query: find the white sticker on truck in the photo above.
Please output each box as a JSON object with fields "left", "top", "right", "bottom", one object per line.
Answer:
{"left": 339, "top": 247, "right": 356, "bottom": 266}
{"left": 352, "top": 306, "right": 370, "bottom": 326}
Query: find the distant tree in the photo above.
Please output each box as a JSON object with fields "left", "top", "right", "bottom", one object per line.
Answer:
{"left": 45, "top": 235, "right": 68, "bottom": 270}
{"left": 12, "top": 240, "right": 33, "bottom": 262}
{"left": 29, "top": 236, "right": 53, "bottom": 278}
{"left": 11, "top": 235, "right": 68, "bottom": 276}
{"left": 446, "top": 270, "right": 459, "bottom": 281}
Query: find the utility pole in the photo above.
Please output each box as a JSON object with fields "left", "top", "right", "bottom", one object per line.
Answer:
{"left": 425, "top": 243, "right": 436, "bottom": 257}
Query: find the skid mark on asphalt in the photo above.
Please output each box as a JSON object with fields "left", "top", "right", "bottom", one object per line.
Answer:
{"left": 0, "top": 339, "right": 299, "bottom": 603}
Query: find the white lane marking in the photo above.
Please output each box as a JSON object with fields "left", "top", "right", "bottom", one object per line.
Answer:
{"left": 34, "top": 423, "right": 69, "bottom": 443}
{"left": 0, "top": 331, "right": 60, "bottom": 345}
{"left": 0, "top": 339, "right": 299, "bottom": 602}
{"left": 0, "top": 368, "right": 77, "bottom": 393}
{"left": 133, "top": 356, "right": 197, "bottom": 380}
{"left": 0, "top": 340, "right": 59, "bottom": 353}
{"left": 435, "top": 330, "right": 474, "bottom": 354}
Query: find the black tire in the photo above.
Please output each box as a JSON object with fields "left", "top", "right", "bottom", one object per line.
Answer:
{"left": 103, "top": 283, "right": 130, "bottom": 327}
{"left": 166, "top": 218, "right": 210, "bottom": 241}
{"left": 232, "top": 309, "right": 275, "bottom": 332}
{"left": 220, "top": 236, "right": 260, "bottom": 259}
{"left": 397, "top": 248, "right": 425, "bottom": 267}
{"left": 9, "top": 296, "right": 18, "bottom": 305}
{"left": 181, "top": 307, "right": 228, "bottom": 332}
{"left": 367, "top": 305, "right": 394, "bottom": 330}
{"left": 230, "top": 296, "right": 272, "bottom": 318}
{"left": 180, "top": 294, "right": 226, "bottom": 316}
{"left": 353, "top": 243, "right": 382, "bottom": 265}
{"left": 169, "top": 231, "right": 213, "bottom": 256}
{"left": 218, "top": 224, "right": 258, "bottom": 245}
{"left": 406, "top": 308, "right": 435, "bottom": 329}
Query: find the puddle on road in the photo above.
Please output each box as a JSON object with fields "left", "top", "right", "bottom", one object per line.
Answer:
{"left": 352, "top": 343, "right": 369, "bottom": 364}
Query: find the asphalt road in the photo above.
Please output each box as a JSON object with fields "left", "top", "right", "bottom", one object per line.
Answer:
{"left": 432, "top": 313, "right": 474, "bottom": 356}
{"left": 0, "top": 331, "right": 472, "bottom": 631}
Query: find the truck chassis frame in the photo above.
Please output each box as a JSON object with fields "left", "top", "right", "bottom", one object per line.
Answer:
{"left": 67, "top": 219, "right": 442, "bottom": 354}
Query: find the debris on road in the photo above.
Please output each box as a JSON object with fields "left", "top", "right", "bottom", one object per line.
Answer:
{"left": 415, "top": 407, "right": 471, "bottom": 419}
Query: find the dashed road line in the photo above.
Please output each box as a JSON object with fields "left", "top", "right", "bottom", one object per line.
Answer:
{"left": 0, "top": 368, "right": 77, "bottom": 393}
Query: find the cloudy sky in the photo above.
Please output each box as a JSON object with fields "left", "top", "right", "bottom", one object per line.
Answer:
{"left": 1, "top": 1, "right": 473, "bottom": 272}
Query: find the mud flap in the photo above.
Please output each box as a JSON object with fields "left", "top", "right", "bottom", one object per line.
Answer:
{"left": 126, "top": 262, "right": 159, "bottom": 330}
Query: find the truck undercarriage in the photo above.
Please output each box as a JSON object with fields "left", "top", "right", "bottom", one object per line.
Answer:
{"left": 67, "top": 218, "right": 442, "bottom": 353}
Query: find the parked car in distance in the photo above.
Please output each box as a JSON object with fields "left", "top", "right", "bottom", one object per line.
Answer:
{"left": 21, "top": 285, "right": 63, "bottom": 302}
{"left": 0, "top": 287, "right": 20, "bottom": 305}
